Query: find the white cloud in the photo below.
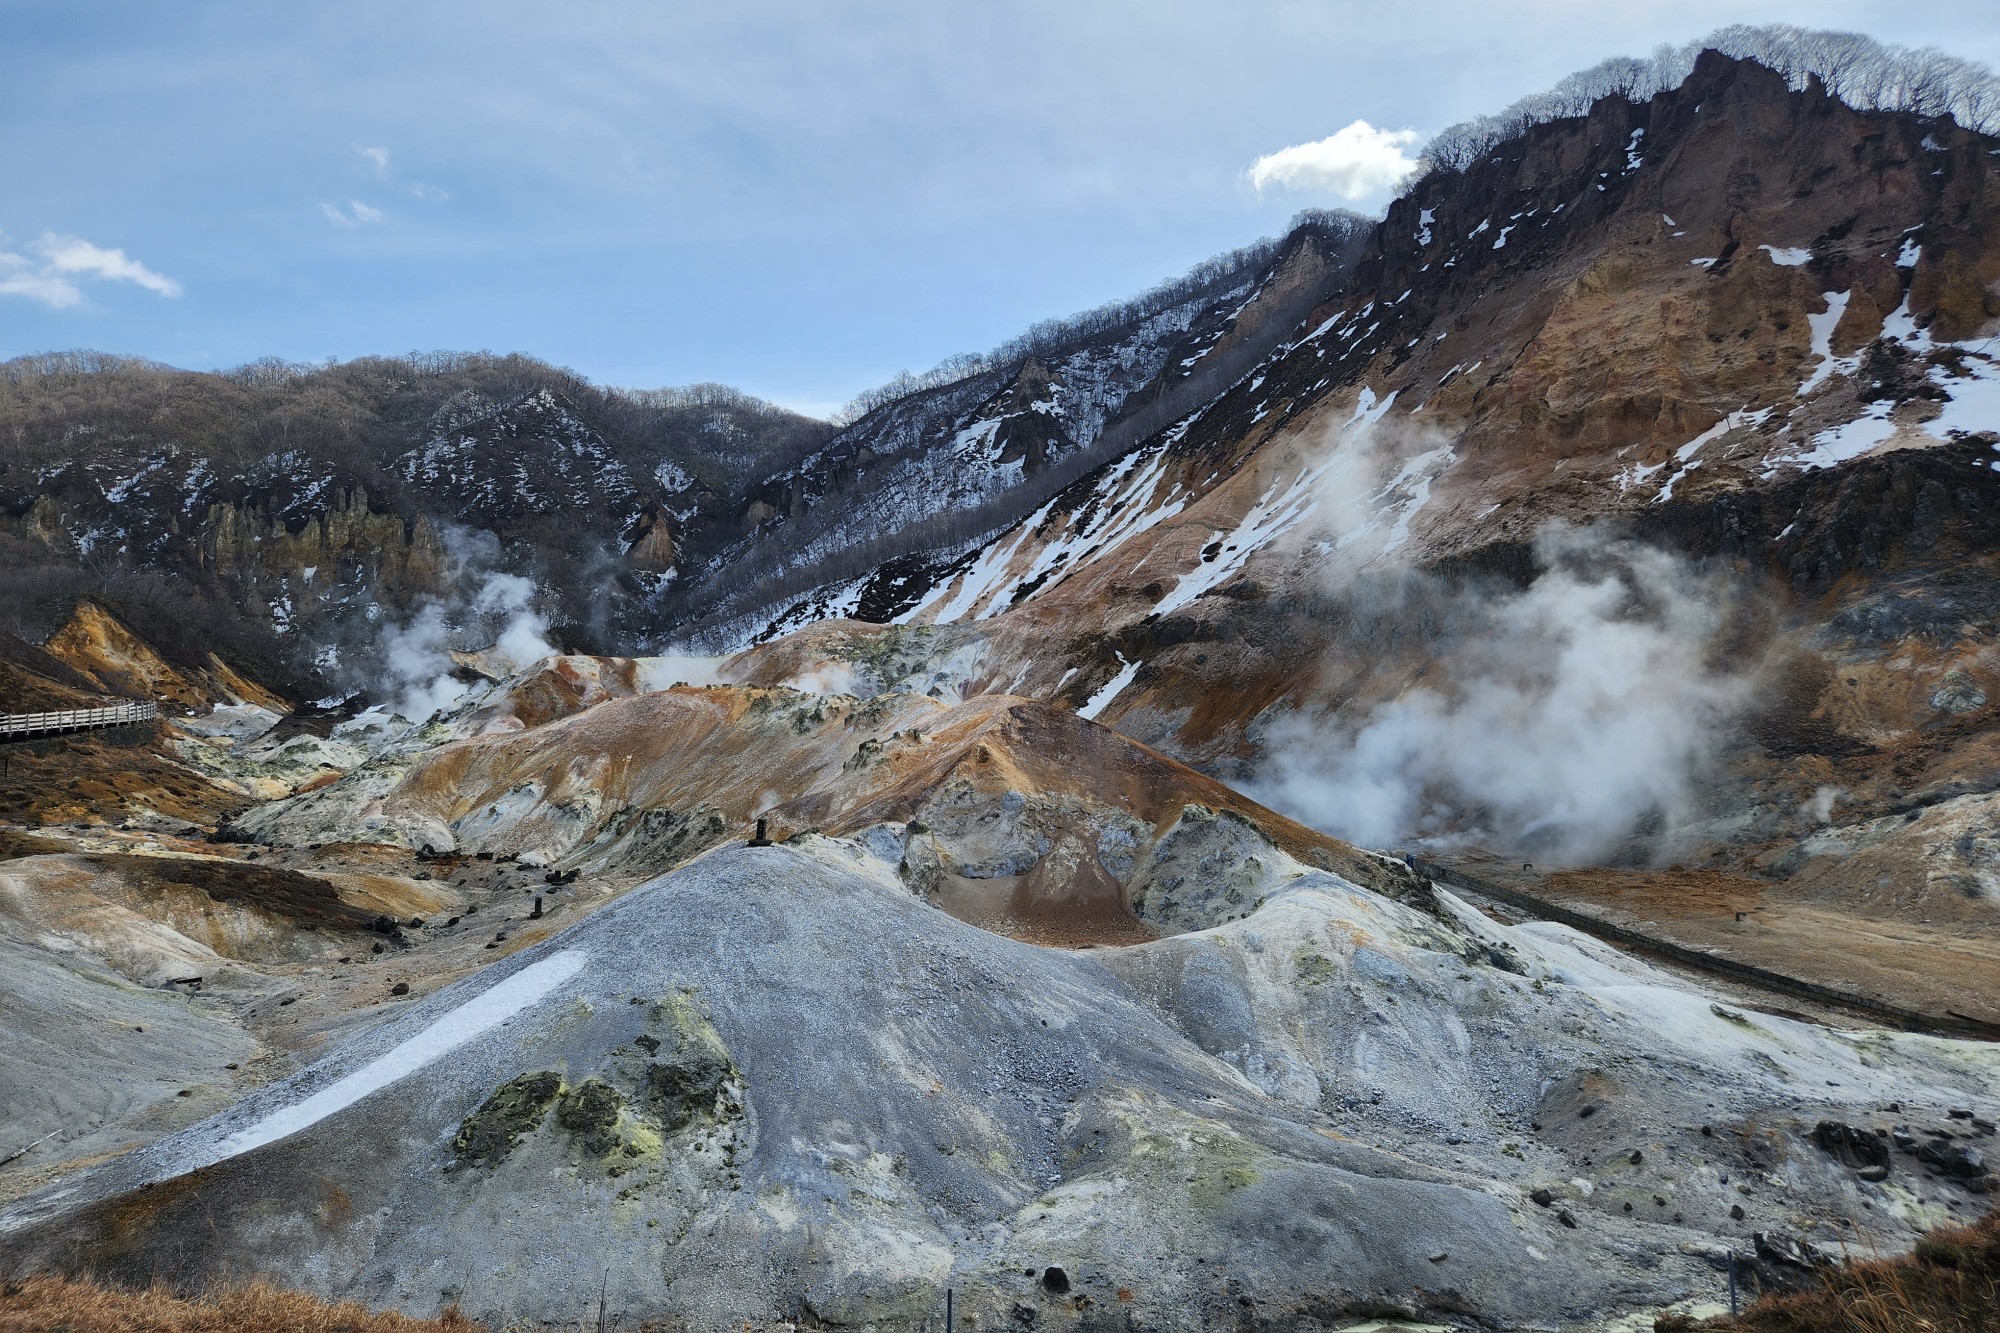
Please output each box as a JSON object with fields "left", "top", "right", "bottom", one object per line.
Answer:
{"left": 0, "top": 232, "right": 180, "bottom": 307}
{"left": 0, "top": 251, "right": 80, "bottom": 307}
{"left": 407, "top": 182, "right": 451, "bottom": 201}
{"left": 358, "top": 145, "right": 391, "bottom": 173}
{"left": 322, "top": 199, "right": 387, "bottom": 228}
{"left": 1249, "top": 120, "right": 1423, "bottom": 201}
{"left": 36, "top": 233, "right": 183, "bottom": 296}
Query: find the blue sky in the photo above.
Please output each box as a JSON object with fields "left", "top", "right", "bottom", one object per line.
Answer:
{"left": 4, "top": 1, "right": 1997, "bottom": 417}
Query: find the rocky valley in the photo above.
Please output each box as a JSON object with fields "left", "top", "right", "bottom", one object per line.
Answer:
{"left": 5, "top": 26, "right": 2000, "bottom": 1333}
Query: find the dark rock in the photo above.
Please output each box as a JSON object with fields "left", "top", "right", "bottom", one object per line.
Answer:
{"left": 555, "top": 1079, "right": 628, "bottom": 1156}
{"left": 644, "top": 1043, "right": 734, "bottom": 1133}
{"left": 452, "top": 1071, "right": 563, "bottom": 1166}
{"left": 1041, "top": 1266, "right": 1070, "bottom": 1294}
{"left": 1530, "top": 1187, "right": 1555, "bottom": 1207}
{"left": 1753, "top": 1231, "right": 1826, "bottom": 1271}
{"left": 1811, "top": 1120, "right": 1892, "bottom": 1170}
{"left": 390, "top": 982, "right": 410, "bottom": 996}
{"left": 1917, "top": 1139, "right": 1985, "bottom": 1179}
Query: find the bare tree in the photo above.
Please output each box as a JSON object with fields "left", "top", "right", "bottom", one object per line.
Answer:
{"left": 1417, "top": 24, "right": 2000, "bottom": 180}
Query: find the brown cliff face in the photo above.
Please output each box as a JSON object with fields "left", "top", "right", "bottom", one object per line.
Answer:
{"left": 44, "top": 602, "right": 284, "bottom": 714}
{"left": 197, "top": 492, "right": 451, "bottom": 617}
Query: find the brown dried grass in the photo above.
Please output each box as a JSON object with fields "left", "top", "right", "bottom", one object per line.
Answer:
{"left": 0, "top": 1274, "right": 478, "bottom": 1333}
{"left": 1692, "top": 1210, "right": 2000, "bottom": 1333}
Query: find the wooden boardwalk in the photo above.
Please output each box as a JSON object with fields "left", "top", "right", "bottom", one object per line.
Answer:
{"left": 0, "top": 701, "right": 158, "bottom": 743}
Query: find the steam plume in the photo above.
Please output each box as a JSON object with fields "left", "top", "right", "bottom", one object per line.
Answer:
{"left": 1253, "top": 526, "right": 1750, "bottom": 864}
{"left": 367, "top": 530, "right": 557, "bottom": 721}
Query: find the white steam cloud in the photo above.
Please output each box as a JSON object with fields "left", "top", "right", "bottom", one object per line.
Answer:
{"left": 1249, "top": 120, "right": 1423, "bottom": 201}
{"left": 379, "top": 603, "right": 468, "bottom": 724}
{"left": 1253, "top": 527, "right": 1750, "bottom": 864}
{"left": 369, "top": 532, "right": 557, "bottom": 722}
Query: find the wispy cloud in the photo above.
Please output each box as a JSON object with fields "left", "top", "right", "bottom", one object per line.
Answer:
{"left": 38, "top": 233, "right": 183, "bottom": 296}
{"left": 0, "top": 232, "right": 181, "bottom": 307}
{"left": 1249, "top": 120, "right": 1423, "bottom": 201}
{"left": 321, "top": 199, "right": 387, "bottom": 228}
{"left": 407, "top": 182, "right": 451, "bottom": 202}
{"left": 358, "top": 145, "right": 391, "bottom": 174}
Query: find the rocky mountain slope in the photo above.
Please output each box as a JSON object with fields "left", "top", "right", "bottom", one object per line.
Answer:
{"left": 5, "top": 33, "right": 2000, "bottom": 1333}
{"left": 676, "top": 50, "right": 2000, "bottom": 1028}
{"left": 0, "top": 355, "right": 835, "bottom": 690}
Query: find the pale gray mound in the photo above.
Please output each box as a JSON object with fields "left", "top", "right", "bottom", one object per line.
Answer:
{"left": 0, "top": 935, "right": 256, "bottom": 1191}
{"left": 1, "top": 838, "right": 1994, "bottom": 1331}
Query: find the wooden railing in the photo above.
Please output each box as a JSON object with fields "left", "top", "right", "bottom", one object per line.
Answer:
{"left": 0, "top": 700, "right": 157, "bottom": 742}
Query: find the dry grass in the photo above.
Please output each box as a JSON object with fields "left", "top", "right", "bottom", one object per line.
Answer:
{"left": 0, "top": 1274, "right": 478, "bottom": 1333}
{"left": 1690, "top": 1210, "right": 2000, "bottom": 1333}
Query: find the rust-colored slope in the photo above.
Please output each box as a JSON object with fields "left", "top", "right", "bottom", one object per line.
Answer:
{"left": 43, "top": 601, "right": 286, "bottom": 714}
{"left": 258, "top": 685, "right": 1407, "bottom": 945}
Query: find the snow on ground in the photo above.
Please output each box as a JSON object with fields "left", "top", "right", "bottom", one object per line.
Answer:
{"left": 900, "top": 435, "right": 1196, "bottom": 626}
{"left": 1760, "top": 244, "right": 1811, "bottom": 266}
{"left": 1376, "top": 446, "right": 1454, "bottom": 553}
{"left": 906, "top": 504, "right": 1051, "bottom": 624}
{"left": 1652, "top": 409, "right": 1770, "bottom": 502}
{"left": 1799, "top": 290, "right": 1853, "bottom": 395}
{"left": 188, "top": 950, "right": 588, "bottom": 1170}
{"left": 1077, "top": 655, "right": 1141, "bottom": 720}
{"left": 1785, "top": 405, "right": 1901, "bottom": 472}
{"left": 1765, "top": 296, "right": 2000, "bottom": 473}
{"left": 1154, "top": 389, "right": 1414, "bottom": 617}
{"left": 1623, "top": 127, "right": 1645, "bottom": 171}
{"left": 1925, "top": 343, "right": 2000, "bottom": 440}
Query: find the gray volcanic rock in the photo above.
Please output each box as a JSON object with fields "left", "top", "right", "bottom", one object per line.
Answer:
{"left": 3, "top": 837, "right": 1995, "bottom": 1330}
